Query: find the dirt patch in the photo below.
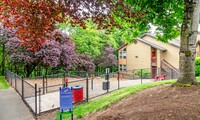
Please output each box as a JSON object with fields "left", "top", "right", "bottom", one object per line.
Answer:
{"left": 37, "top": 109, "right": 59, "bottom": 120}
{"left": 81, "top": 85, "right": 200, "bottom": 120}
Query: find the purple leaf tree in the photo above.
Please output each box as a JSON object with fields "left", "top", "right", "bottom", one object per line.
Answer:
{"left": 95, "top": 45, "right": 117, "bottom": 68}
{"left": 5, "top": 29, "right": 96, "bottom": 76}
{"left": 78, "top": 53, "right": 96, "bottom": 72}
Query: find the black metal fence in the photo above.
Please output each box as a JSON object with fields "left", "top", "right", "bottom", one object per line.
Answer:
{"left": 6, "top": 70, "right": 38, "bottom": 117}
{"left": 121, "top": 68, "right": 179, "bottom": 80}
{"left": 5, "top": 68, "right": 179, "bottom": 117}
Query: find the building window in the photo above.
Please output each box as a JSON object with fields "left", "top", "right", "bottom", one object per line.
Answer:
{"left": 123, "top": 65, "right": 126, "bottom": 71}
{"left": 120, "top": 64, "right": 126, "bottom": 71}
{"left": 120, "top": 51, "right": 123, "bottom": 59}
{"left": 120, "top": 64, "right": 123, "bottom": 71}
{"left": 123, "top": 48, "right": 126, "bottom": 59}
{"left": 123, "top": 52, "right": 126, "bottom": 59}
{"left": 119, "top": 48, "right": 127, "bottom": 59}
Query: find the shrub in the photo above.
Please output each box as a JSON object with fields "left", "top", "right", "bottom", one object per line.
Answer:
{"left": 134, "top": 69, "right": 151, "bottom": 78}
{"left": 195, "top": 57, "right": 200, "bottom": 76}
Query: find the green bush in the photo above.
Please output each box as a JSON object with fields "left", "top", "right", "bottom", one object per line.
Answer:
{"left": 195, "top": 57, "right": 200, "bottom": 76}
{"left": 134, "top": 69, "right": 151, "bottom": 78}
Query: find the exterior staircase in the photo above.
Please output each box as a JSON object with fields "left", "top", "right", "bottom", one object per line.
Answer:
{"left": 161, "top": 60, "right": 179, "bottom": 79}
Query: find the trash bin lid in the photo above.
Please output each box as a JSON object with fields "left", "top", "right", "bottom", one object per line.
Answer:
{"left": 72, "top": 85, "right": 83, "bottom": 89}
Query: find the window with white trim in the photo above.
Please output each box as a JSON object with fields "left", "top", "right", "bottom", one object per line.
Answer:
{"left": 120, "top": 64, "right": 126, "bottom": 71}
{"left": 119, "top": 48, "right": 127, "bottom": 59}
{"left": 123, "top": 65, "right": 126, "bottom": 71}
{"left": 120, "top": 51, "right": 123, "bottom": 59}
{"left": 123, "top": 48, "right": 126, "bottom": 59}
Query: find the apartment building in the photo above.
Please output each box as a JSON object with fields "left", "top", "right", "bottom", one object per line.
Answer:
{"left": 118, "top": 33, "right": 200, "bottom": 78}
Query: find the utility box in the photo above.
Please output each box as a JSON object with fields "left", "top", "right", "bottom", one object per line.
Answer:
{"left": 103, "top": 81, "right": 110, "bottom": 90}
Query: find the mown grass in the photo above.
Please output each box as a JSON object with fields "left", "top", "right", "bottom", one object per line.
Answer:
{"left": 0, "top": 76, "right": 9, "bottom": 90}
{"left": 55, "top": 77, "right": 200, "bottom": 120}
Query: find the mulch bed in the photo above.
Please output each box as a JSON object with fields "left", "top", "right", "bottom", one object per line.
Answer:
{"left": 37, "top": 84, "right": 200, "bottom": 120}
{"left": 80, "top": 84, "right": 200, "bottom": 120}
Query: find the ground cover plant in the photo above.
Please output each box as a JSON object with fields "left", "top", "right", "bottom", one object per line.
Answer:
{"left": 0, "top": 76, "right": 9, "bottom": 90}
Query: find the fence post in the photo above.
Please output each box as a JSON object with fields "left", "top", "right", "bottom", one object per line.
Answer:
{"left": 22, "top": 77, "right": 24, "bottom": 100}
{"left": 118, "top": 72, "right": 120, "bottom": 89}
{"left": 7, "top": 71, "right": 9, "bottom": 82}
{"left": 63, "top": 72, "right": 66, "bottom": 86}
{"left": 15, "top": 74, "right": 17, "bottom": 89}
{"left": 5, "top": 70, "right": 7, "bottom": 81}
{"left": 42, "top": 75, "right": 45, "bottom": 95}
{"left": 91, "top": 75, "right": 93, "bottom": 90}
{"left": 171, "top": 69, "right": 173, "bottom": 79}
{"left": 106, "top": 73, "right": 109, "bottom": 93}
{"left": 86, "top": 76, "right": 89, "bottom": 102}
{"left": 45, "top": 75, "right": 48, "bottom": 93}
{"left": 141, "top": 69, "right": 143, "bottom": 84}
{"left": 35, "top": 84, "right": 38, "bottom": 117}
{"left": 11, "top": 73, "right": 13, "bottom": 86}
{"left": 39, "top": 87, "right": 41, "bottom": 115}
{"left": 7, "top": 72, "right": 10, "bottom": 84}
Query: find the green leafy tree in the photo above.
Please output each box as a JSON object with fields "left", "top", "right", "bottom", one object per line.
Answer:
{"left": 0, "top": 27, "right": 14, "bottom": 75}
{"left": 1, "top": 0, "right": 200, "bottom": 85}
{"left": 99, "top": 0, "right": 199, "bottom": 85}
{"left": 121, "top": 0, "right": 200, "bottom": 85}
{"left": 58, "top": 20, "right": 118, "bottom": 58}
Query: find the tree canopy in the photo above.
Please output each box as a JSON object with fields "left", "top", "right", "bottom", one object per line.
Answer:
{"left": 1, "top": 0, "right": 200, "bottom": 85}
{"left": 58, "top": 20, "right": 118, "bottom": 57}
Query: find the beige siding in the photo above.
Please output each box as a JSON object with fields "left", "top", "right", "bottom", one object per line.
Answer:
{"left": 156, "top": 50, "right": 161, "bottom": 68}
{"left": 126, "top": 41, "right": 151, "bottom": 70}
{"left": 119, "top": 59, "right": 126, "bottom": 64}
{"left": 142, "top": 36, "right": 179, "bottom": 69}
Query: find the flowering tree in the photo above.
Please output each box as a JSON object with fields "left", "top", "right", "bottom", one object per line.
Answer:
{"left": 52, "top": 30, "right": 80, "bottom": 71}
{"left": 78, "top": 53, "right": 96, "bottom": 72}
{"left": 95, "top": 45, "right": 117, "bottom": 68}
{"left": 6, "top": 36, "right": 38, "bottom": 77}
{"left": 5, "top": 29, "right": 95, "bottom": 77}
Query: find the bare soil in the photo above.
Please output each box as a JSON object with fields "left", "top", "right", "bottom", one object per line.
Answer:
{"left": 80, "top": 84, "right": 200, "bottom": 120}
{"left": 38, "top": 84, "right": 200, "bottom": 120}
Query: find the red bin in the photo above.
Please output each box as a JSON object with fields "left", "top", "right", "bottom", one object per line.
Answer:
{"left": 72, "top": 85, "right": 83, "bottom": 102}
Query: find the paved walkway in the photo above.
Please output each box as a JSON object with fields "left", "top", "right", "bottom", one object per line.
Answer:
{"left": 0, "top": 88, "right": 34, "bottom": 120}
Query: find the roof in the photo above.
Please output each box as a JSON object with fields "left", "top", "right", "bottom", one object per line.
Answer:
{"left": 168, "top": 39, "right": 180, "bottom": 47}
{"left": 118, "top": 43, "right": 128, "bottom": 51}
{"left": 136, "top": 38, "right": 167, "bottom": 51}
{"left": 142, "top": 33, "right": 180, "bottom": 48}
{"left": 117, "top": 32, "right": 200, "bottom": 51}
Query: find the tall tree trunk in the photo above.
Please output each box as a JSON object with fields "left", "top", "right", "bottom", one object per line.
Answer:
{"left": 25, "top": 64, "right": 37, "bottom": 78}
{"left": 177, "top": 0, "right": 200, "bottom": 85}
{"left": 1, "top": 44, "right": 5, "bottom": 75}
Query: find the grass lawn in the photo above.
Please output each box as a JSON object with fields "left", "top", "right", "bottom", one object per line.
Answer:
{"left": 55, "top": 78, "right": 200, "bottom": 120}
{"left": 0, "top": 76, "right": 9, "bottom": 90}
